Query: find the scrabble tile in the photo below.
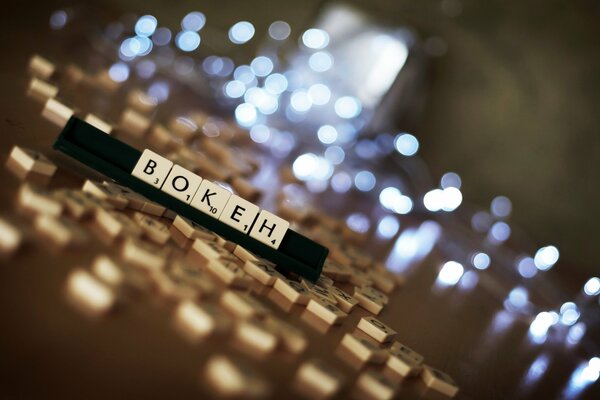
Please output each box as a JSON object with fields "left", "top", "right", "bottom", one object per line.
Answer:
{"left": 190, "top": 179, "right": 232, "bottom": 219}
{"left": 265, "top": 316, "right": 307, "bottom": 355}
{"left": 295, "top": 359, "right": 344, "bottom": 399}
{"left": 233, "top": 245, "right": 261, "bottom": 263}
{"left": 18, "top": 184, "right": 63, "bottom": 216}
{"left": 215, "top": 235, "right": 237, "bottom": 252}
{"left": 65, "top": 268, "right": 115, "bottom": 316}
{"left": 421, "top": 365, "right": 459, "bottom": 398}
{"left": 8, "top": 146, "right": 57, "bottom": 177}
{"left": 234, "top": 319, "right": 279, "bottom": 355}
{"left": 0, "top": 218, "right": 22, "bottom": 255}
{"left": 127, "top": 88, "right": 157, "bottom": 114}
{"left": 175, "top": 301, "right": 231, "bottom": 340}
{"left": 231, "top": 177, "right": 262, "bottom": 203}
{"left": 354, "top": 287, "right": 385, "bottom": 315}
{"left": 207, "top": 259, "right": 251, "bottom": 288}
{"left": 168, "top": 262, "right": 215, "bottom": 296}
{"left": 103, "top": 182, "right": 147, "bottom": 210}
{"left": 140, "top": 199, "right": 166, "bottom": 216}
{"left": 84, "top": 113, "right": 113, "bottom": 134}
{"left": 64, "top": 63, "right": 85, "bottom": 84}
{"left": 302, "top": 279, "right": 338, "bottom": 304}
{"left": 243, "top": 259, "right": 281, "bottom": 286}
{"left": 54, "top": 190, "right": 97, "bottom": 219}
{"left": 161, "top": 164, "right": 203, "bottom": 204}
{"left": 148, "top": 124, "right": 180, "bottom": 151}
{"left": 95, "top": 209, "right": 142, "bottom": 239}
{"left": 349, "top": 267, "right": 375, "bottom": 287}
{"left": 359, "top": 286, "right": 389, "bottom": 304}
{"left": 356, "top": 370, "right": 397, "bottom": 400}
{"left": 204, "top": 355, "right": 269, "bottom": 398}
{"left": 316, "top": 274, "right": 334, "bottom": 288}
{"left": 28, "top": 55, "right": 55, "bottom": 79}
{"left": 41, "top": 98, "right": 74, "bottom": 127}
{"left": 151, "top": 269, "right": 198, "bottom": 301}
{"left": 220, "top": 290, "right": 269, "bottom": 319}
{"left": 370, "top": 267, "right": 397, "bottom": 294}
{"left": 357, "top": 316, "right": 396, "bottom": 343}
{"left": 131, "top": 149, "right": 173, "bottom": 189}
{"left": 322, "top": 259, "right": 351, "bottom": 282}
{"left": 119, "top": 108, "right": 150, "bottom": 138}
{"left": 192, "top": 238, "right": 236, "bottom": 261}
{"left": 132, "top": 212, "right": 170, "bottom": 245}
{"left": 340, "top": 333, "right": 388, "bottom": 363}
{"left": 83, "top": 180, "right": 128, "bottom": 209}
{"left": 34, "top": 214, "right": 87, "bottom": 247}
{"left": 169, "top": 116, "right": 198, "bottom": 141}
{"left": 27, "top": 77, "right": 58, "bottom": 101}
{"left": 218, "top": 195, "right": 259, "bottom": 234}
{"left": 306, "top": 298, "right": 347, "bottom": 325}
{"left": 172, "top": 215, "right": 215, "bottom": 241}
{"left": 331, "top": 286, "right": 359, "bottom": 313}
{"left": 195, "top": 156, "right": 231, "bottom": 182}
{"left": 273, "top": 277, "right": 311, "bottom": 305}
{"left": 386, "top": 342, "right": 424, "bottom": 377}
{"left": 121, "top": 237, "right": 167, "bottom": 271}
{"left": 91, "top": 255, "right": 125, "bottom": 287}
{"left": 248, "top": 209, "right": 289, "bottom": 250}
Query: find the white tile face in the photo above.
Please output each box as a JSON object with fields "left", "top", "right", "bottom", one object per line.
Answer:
{"left": 162, "top": 164, "right": 203, "bottom": 204}
{"left": 218, "top": 195, "right": 259, "bottom": 234}
{"left": 249, "top": 210, "right": 289, "bottom": 249}
{"left": 132, "top": 149, "right": 173, "bottom": 189}
{"left": 190, "top": 180, "right": 232, "bottom": 219}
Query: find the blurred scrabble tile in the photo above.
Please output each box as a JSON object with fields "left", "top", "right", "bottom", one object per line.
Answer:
{"left": 243, "top": 259, "right": 281, "bottom": 286}
{"left": 27, "top": 77, "right": 58, "bottom": 101}
{"left": 103, "top": 182, "right": 147, "bottom": 210}
{"left": 17, "top": 184, "right": 63, "bottom": 216}
{"left": 316, "top": 274, "right": 334, "bottom": 288}
{"left": 421, "top": 365, "right": 459, "bottom": 398}
{"left": 121, "top": 237, "right": 168, "bottom": 271}
{"left": 359, "top": 286, "right": 389, "bottom": 304}
{"left": 356, "top": 370, "right": 397, "bottom": 400}
{"left": 219, "top": 195, "right": 259, "bottom": 234}
{"left": 63, "top": 63, "right": 85, "bottom": 84}
{"left": 140, "top": 199, "right": 165, "bottom": 216}
{"left": 295, "top": 359, "right": 344, "bottom": 399}
{"left": 248, "top": 209, "right": 289, "bottom": 250}
{"left": 0, "top": 218, "right": 22, "bottom": 255}
{"left": 119, "top": 108, "right": 150, "bottom": 138}
{"left": 215, "top": 235, "right": 237, "bottom": 252}
{"left": 132, "top": 212, "right": 170, "bottom": 245}
{"left": 175, "top": 301, "right": 231, "bottom": 340}
{"left": 386, "top": 342, "right": 424, "bottom": 377}
{"left": 83, "top": 180, "right": 128, "bottom": 209}
{"left": 34, "top": 214, "right": 87, "bottom": 247}
{"left": 220, "top": 290, "right": 269, "bottom": 319}
{"left": 28, "top": 54, "right": 55, "bottom": 79}
{"left": 322, "top": 260, "right": 351, "bottom": 282}
{"left": 234, "top": 318, "right": 279, "bottom": 355}
{"left": 357, "top": 316, "right": 396, "bottom": 343}
{"left": 204, "top": 355, "right": 269, "bottom": 398}
{"left": 168, "top": 262, "right": 215, "bottom": 296}
{"left": 151, "top": 269, "right": 198, "bottom": 301}
{"left": 273, "top": 277, "right": 311, "bottom": 305}
{"left": 306, "top": 298, "right": 347, "bottom": 325}
{"left": 8, "top": 146, "right": 57, "bottom": 177}
{"left": 370, "top": 267, "right": 398, "bottom": 294}
{"left": 84, "top": 113, "right": 113, "bottom": 134}
{"left": 65, "top": 268, "right": 115, "bottom": 316}
{"left": 172, "top": 216, "right": 215, "bottom": 241}
{"left": 354, "top": 287, "right": 385, "bottom": 315}
{"left": 265, "top": 316, "right": 307, "bottom": 355}
{"left": 54, "top": 190, "right": 96, "bottom": 219}
{"left": 95, "top": 209, "right": 142, "bottom": 239}
{"left": 192, "top": 238, "right": 236, "bottom": 262}
{"left": 169, "top": 116, "right": 198, "bottom": 142}
{"left": 41, "top": 98, "right": 74, "bottom": 127}
{"left": 92, "top": 69, "right": 120, "bottom": 93}
{"left": 349, "top": 267, "right": 375, "bottom": 287}
{"left": 162, "top": 164, "right": 203, "bottom": 204}
{"left": 131, "top": 149, "right": 173, "bottom": 189}
{"left": 148, "top": 124, "right": 180, "bottom": 152}
{"left": 190, "top": 179, "right": 232, "bottom": 219}
{"left": 127, "top": 88, "right": 158, "bottom": 114}
{"left": 92, "top": 255, "right": 126, "bottom": 287}
{"left": 231, "top": 177, "right": 262, "bottom": 203}
{"left": 302, "top": 279, "right": 338, "bottom": 304}
{"left": 194, "top": 155, "right": 231, "bottom": 182}
{"left": 340, "top": 333, "right": 387, "bottom": 363}
{"left": 331, "top": 286, "right": 358, "bottom": 313}
{"left": 207, "top": 259, "right": 251, "bottom": 288}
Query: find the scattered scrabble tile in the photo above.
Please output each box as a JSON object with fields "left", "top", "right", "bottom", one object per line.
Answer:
{"left": 175, "top": 301, "right": 231, "bottom": 340}
{"left": 356, "top": 370, "right": 397, "bottom": 400}
{"left": 151, "top": 269, "right": 198, "bottom": 301}
{"left": 207, "top": 258, "right": 251, "bottom": 288}
{"left": 243, "top": 259, "right": 281, "bottom": 286}
{"left": 322, "top": 260, "right": 351, "bottom": 282}
{"left": 121, "top": 237, "right": 168, "bottom": 271}
{"left": 34, "top": 214, "right": 86, "bottom": 247}
{"left": 168, "top": 262, "right": 215, "bottom": 296}
{"left": 127, "top": 88, "right": 158, "bottom": 114}
{"left": 148, "top": 124, "right": 180, "bottom": 151}
{"left": 231, "top": 176, "right": 262, "bottom": 203}
{"left": 28, "top": 54, "right": 55, "bottom": 79}
{"left": 316, "top": 274, "right": 334, "bottom": 288}
{"left": 234, "top": 318, "right": 279, "bottom": 355}
{"left": 84, "top": 113, "right": 113, "bottom": 134}
{"left": 349, "top": 267, "right": 375, "bottom": 287}
{"left": 273, "top": 277, "right": 311, "bottom": 305}
{"left": 172, "top": 215, "right": 215, "bottom": 241}
{"left": 102, "top": 182, "right": 147, "bottom": 211}
{"left": 359, "top": 286, "right": 389, "bottom": 304}
{"left": 119, "top": 108, "right": 150, "bottom": 138}
{"left": 140, "top": 199, "right": 165, "bottom": 216}
{"left": 340, "top": 333, "right": 388, "bottom": 363}
{"left": 0, "top": 218, "right": 22, "bottom": 255}
{"left": 95, "top": 209, "right": 142, "bottom": 239}
{"left": 421, "top": 365, "right": 459, "bottom": 398}
{"left": 357, "top": 316, "right": 397, "bottom": 343}
{"left": 192, "top": 238, "right": 237, "bottom": 262}
{"left": 214, "top": 235, "right": 237, "bottom": 252}
{"left": 41, "top": 98, "right": 74, "bottom": 127}
{"left": 132, "top": 212, "right": 170, "bottom": 245}
{"left": 65, "top": 268, "right": 115, "bottom": 316}
{"left": 91, "top": 255, "right": 125, "bottom": 287}
{"left": 83, "top": 180, "right": 128, "bottom": 209}
{"left": 54, "top": 190, "right": 97, "bottom": 219}
{"left": 386, "top": 342, "right": 424, "bottom": 377}
{"left": 27, "top": 77, "right": 58, "bottom": 101}
{"left": 265, "top": 316, "right": 307, "bottom": 355}
{"left": 302, "top": 279, "right": 338, "bottom": 304}
{"left": 331, "top": 286, "right": 358, "bottom": 313}
{"left": 354, "top": 287, "right": 385, "bottom": 315}
{"left": 220, "top": 290, "right": 269, "bottom": 319}
{"left": 204, "top": 355, "right": 269, "bottom": 398}
{"left": 233, "top": 245, "right": 261, "bottom": 263}
{"left": 17, "top": 184, "right": 63, "bottom": 216}
{"left": 306, "top": 297, "right": 347, "bottom": 325}
{"left": 295, "top": 359, "right": 344, "bottom": 399}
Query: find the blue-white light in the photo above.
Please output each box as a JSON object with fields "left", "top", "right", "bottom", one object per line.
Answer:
{"left": 377, "top": 216, "right": 400, "bottom": 239}
{"left": 108, "top": 63, "right": 130, "bottom": 82}
{"left": 181, "top": 11, "right": 206, "bottom": 31}
{"left": 324, "top": 146, "right": 345, "bottom": 165}
{"left": 331, "top": 172, "right": 352, "bottom": 193}
{"left": 491, "top": 196, "right": 512, "bottom": 218}
{"left": 224, "top": 80, "right": 246, "bottom": 98}
{"left": 290, "top": 90, "right": 312, "bottom": 113}
{"left": 489, "top": 221, "right": 511, "bottom": 243}
{"left": 346, "top": 213, "right": 370, "bottom": 234}
{"left": 379, "top": 187, "right": 401, "bottom": 209}
{"left": 152, "top": 27, "right": 172, "bottom": 46}
{"left": 517, "top": 256, "right": 537, "bottom": 278}
{"left": 393, "top": 195, "right": 413, "bottom": 215}
{"left": 508, "top": 287, "right": 529, "bottom": 309}
{"left": 264, "top": 73, "right": 288, "bottom": 94}
{"left": 268, "top": 21, "right": 291, "bottom": 40}
{"left": 250, "top": 56, "right": 274, "bottom": 77}
{"left": 534, "top": 246, "right": 559, "bottom": 271}
{"left": 317, "top": 125, "right": 337, "bottom": 144}
{"left": 302, "top": 28, "right": 329, "bottom": 49}
{"left": 442, "top": 187, "right": 462, "bottom": 211}
{"left": 229, "top": 21, "right": 255, "bottom": 44}
{"left": 135, "top": 15, "right": 157, "bottom": 37}
{"left": 176, "top": 31, "right": 201, "bottom": 52}
{"left": 334, "top": 96, "right": 362, "bottom": 119}
{"left": 441, "top": 172, "right": 461, "bottom": 189}
{"left": 49, "top": 10, "right": 68, "bottom": 30}
{"left": 567, "top": 322, "right": 586, "bottom": 345}
{"left": 354, "top": 170, "right": 376, "bottom": 192}
{"left": 136, "top": 60, "right": 156, "bottom": 79}
{"left": 584, "top": 277, "right": 600, "bottom": 296}
{"left": 308, "top": 83, "right": 331, "bottom": 106}
{"left": 148, "top": 81, "right": 170, "bottom": 103}
{"left": 472, "top": 252, "right": 491, "bottom": 270}
{"left": 233, "top": 65, "right": 256, "bottom": 85}
{"left": 437, "top": 261, "right": 464, "bottom": 285}
{"left": 249, "top": 124, "right": 271, "bottom": 143}
{"left": 560, "top": 302, "right": 580, "bottom": 326}
{"left": 309, "top": 51, "right": 333, "bottom": 72}
{"left": 394, "top": 133, "right": 419, "bottom": 156}
{"left": 234, "top": 103, "right": 257, "bottom": 127}
{"left": 423, "top": 189, "right": 444, "bottom": 212}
